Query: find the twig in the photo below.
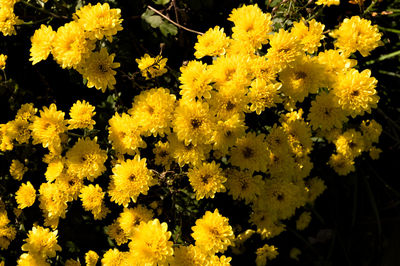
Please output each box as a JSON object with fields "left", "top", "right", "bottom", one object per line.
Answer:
{"left": 21, "top": 1, "right": 68, "bottom": 20}
{"left": 147, "top": 6, "right": 203, "bottom": 35}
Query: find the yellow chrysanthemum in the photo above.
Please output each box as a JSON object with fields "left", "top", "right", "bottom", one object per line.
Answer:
{"left": 77, "top": 48, "right": 120, "bottom": 92}
{"left": 188, "top": 161, "right": 227, "bottom": 200}
{"left": 334, "top": 129, "right": 365, "bottom": 158}
{"left": 361, "top": 119, "right": 382, "bottom": 148}
{"left": 266, "top": 29, "right": 303, "bottom": 72}
{"left": 9, "top": 159, "right": 27, "bottom": 180}
{"left": 29, "top": 25, "right": 56, "bottom": 65}
{"left": 225, "top": 169, "right": 263, "bottom": 204}
{"left": 128, "top": 87, "right": 176, "bottom": 137}
{"left": 191, "top": 209, "right": 234, "bottom": 254}
{"left": 66, "top": 137, "right": 107, "bottom": 181}
{"left": 101, "top": 249, "right": 127, "bottom": 266}
{"left": 291, "top": 19, "right": 325, "bottom": 54}
{"left": 179, "top": 61, "right": 213, "bottom": 101}
{"left": 38, "top": 182, "right": 69, "bottom": 226}
{"left": 136, "top": 53, "right": 167, "bottom": 79}
{"left": 170, "top": 245, "right": 207, "bottom": 266}
{"left": 168, "top": 133, "right": 211, "bottom": 167}
{"left": 17, "top": 253, "right": 50, "bottom": 266}
{"left": 0, "top": 6, "right": 22, "bottom": 36}
{"left": 279, "top": 55, "right": 325, "bottom": 103}
{"left": 0, "top": 54, "right": 6, "bottom": 70}
{"left": 79, "top": 184, "right": 109, "bottom": 220}
{"left": 16, "top": 103, "right": 37, "bottom": 121}
{"left": 332, "top": 69, "right": 379, "bottom": 118}
{"left": 194, "top": 26, "right": 230, "bottom": 58}
{"left": 255, "top": 244, "right": 278, "bottom": 266}
{"left": 117, "top": 205, "right": 154, "bottom": 238}
{"left": 153, "top": 141, "right": 173, "bottom": 170}
{"left": 74, "top": 2, "right": 123, "bottom": 41}
{"left": 228, "top": 4, "right": 272, "bottom": 50}
{"left": 55, "top": 172, "right": 83, "bottom": 201}
{"left": 30, "top": 104, "right": 67, "bottom": 154}
{"left": 211, "top": 114, "right": 246, "bottom": 155}
{"left": 248, "top": 79, "right": 282, "bottom": 114}
{"left": 315, "top": 0, "right": 340, "bottom": 6}
{"left": 229, "top": 132, "right": 268, "bottom": 172}
{"left": 328, "top": 153, "right": 355, "bottom": 176}
{"left": 68, "top": 100, "right": 96, "bottom": 130}
{"left": 107, "top": 220, "right": 129, "bottom": 246}
{"left": 52, "top": 21, "right": 95, "bottom": 69}
{"left": 128, "top": 219, "right": 174, "bottom": 265}
{"left": 109, "top": 155, "right": 155, "bottom": 206}
{"left": 173, "top": 100, "right": 214, "bottom": 146}
{"left": 108, "top": 112, "right": 146, "bottom": 155}
{"left": 15, "top": 182, "right": 36, "bottom": 209}
{"left": 8, "top": 118, "right": 31, "bottom": 144}
{"left": 21, "top": 226, "right": 62, "bottom": 258}
{"left": 209, "top": 54, "right": 251, "bottom": 89}
{"left": 330, "top": 16, "right": 383, "bottom": 57}
{"left": 308, "top": 91, "right": 348, "bottom": 130}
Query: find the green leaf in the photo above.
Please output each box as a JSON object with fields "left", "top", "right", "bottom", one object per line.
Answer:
{"left": 159, "top": 21, "right": 178, "bottom": 36}
{"left": 153, "top": 0, "right": 170, "bottom": 5}
{"left": 141, "top": 9, "right": 163, "bottom": 28}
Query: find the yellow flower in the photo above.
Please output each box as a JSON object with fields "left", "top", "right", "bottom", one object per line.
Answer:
{"left": 360, "top": 119, "right": 382, "bottom": 148}
{"left": 9, "top": 159, "right": 28, "bottom": 180}
{"left": 68, "top": 100, "right": 96, "bottom": 130}
{"left": 228, "top": 4, "right": 272, "bottom": 50}
{"left": 30, "top": 104, "right": 67, "bottom": 154}
{"left": 179, "top": 60, "right": 213, "bottom": 101}
{"left": 188, "top": 161, "right": 227, "bottom": 200}
{"left": 29, "top": 25, "right": 56, "bottom": 65}
{"left": 229, "top": 132, "right": 268, "bottom": 172}
{"left": 107, "top": 219, "right": 129, "bottom": 246}
{"left": 0, "top": 6, "right": 23, "bottom": 36}
{"left": 191, "top": 209, "right": 234, "bottom": 254}
{"left": 248, "top": 79, "right": 282, "bottom": 115}
{"left": 170, "top": 245, "right": 207, "bottom": 266}
{"left": 172, "top": 100, "right": 214, "bottom": 146}
{"left": 291, "top": 19, "right": 325, "bottom": 54}
{"left": 334, "top": 129, "right": 365, "bottom": 158}
{"left": 38, "top": 182, "right": 69, "bottom": 227}
{"left": 315, "top": 0, "right": 340, "bottom": 6}
{"left": 117, "top": 205, "right": 154, "bottom": 238}
{"left": 16, "top": 103, "right": 37, "bottom": 121}
{"left": 308, "top": 91, "right": 348, "bottom": 131}
{"left": 328, "top": 153, "right": 355, "bottom": 176}
{"left": 77, "top": 48, "right": 120, "bottom": 92}
{"left": 255, "top": 244, "right": 278, "bottom": 266}
{"left": 101, "top": 249, "right": 128, "bottom": 266}
{"left": 330, "top": 16, "right": 383, "bottom": 57}
{"left": 128, "top": 219, "right": 174, "bottom": 265}
{"left": 194, "top": 26, "right": 230, "bottom": 58}
{"left": 0, "top": 54, "right": 6, "bottom": 70}
{"left": 15, "top": 182, "right": 36, "bottom": 209}
{"left": 21, "top": 225, "right": 62, "bottom": 258}
{"left": 79, "top": 184, "right": 108, "bottom": 220}
{"left": 211, "top": 114, "right": 246, "bottom": 155}
{"left": 17, "top": 253, "right": 50, "bottom": 266}
{"left": 209, "top": 54, "right": 251, "bottom": 89}
{"left": 332, "top": 69, "right": 379, "bottom": 118}
{"left": 225, "top": 169, "right": 263, "bottom": 204}
{"left": 153, "top": 141, "right": 173, "bottom": 170}
{"left": 109, "top": 155, "right": 155, "bottom": 206}
{"left": 128, "top": 87, "right": 176, "bottom": 137}
{"left": 52, "top": 21, "right": 95, "bottom": 69}
{"left": 66, "top": 137, "right": 107, "bottom": 181}
{"left": 108, "top": 112, "right": 146, "bottom": 155}
{"left": 85, "top": 250, "right": 99, "bottom": 266}
{"left": 8, "top": 118, "right": 31, "bottom": 144}
{"left": 266, "top": 29, "right": 303, "bottom": 72}
{"left": 136, "top": 53, "right": 167, "bottom": 79}
{"left": 74, "top": 2, "right": 123, "bottom": 41}
{"left": 0, "top": 209, "right": 17, "bottom": 250}
{"left": 168, "top": 133, "right": 211, "bottom": 167}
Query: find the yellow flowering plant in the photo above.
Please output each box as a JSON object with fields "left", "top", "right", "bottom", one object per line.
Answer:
{"left": 0, "top": 0, "right": 398, "bottom": 265}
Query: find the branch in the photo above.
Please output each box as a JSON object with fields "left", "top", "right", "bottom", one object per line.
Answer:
{"left": 147, "top": 6, "right": 203, "bottom": 35}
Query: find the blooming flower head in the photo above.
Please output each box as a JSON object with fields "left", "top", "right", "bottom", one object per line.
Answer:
{"left": 85, "top": 251, "right": 99, "bottom": 266}
{"left": 332, "top": 69, "right": 379, "bottom": 118}
{"left": 191, "top": 209, "right": 234, "bottom": 254}
{"left": 109, "top": 155, "right": 155, "bottom": 206}
{"left": 128, "top": 87, "right": 176, "bottom": 137}
{"left": 248, "top": 79, "right": 282, "bottom": 114}
{"left": 68, "top": 100, "right": 96, "bottom": 130}
{"left": 29, "top": 25, "right": 56, "bottom": 65}
{"left": 15, "top": 182, "right": 36, "bottom": 209}
{"left": 30, "top": 104, "right": 67, "bottom": 154}
{"left": 74, "top": 2, "right": 123, "bottom": 41}
{"left": 21, "top": 226, "right": 62, "bottom": 258}
{"left": 194, "top": 26, "right": 230, "bottom": 58}
{"left": 16, "top": 103, "right": 37, "bottom": 121}
{"left": 179, "top": 60, "right": 213, "bottom": 101}
{"left": 328, "top": 153, "right": 355, "bottom": 176}
{"left": 8, "top": 118, "right": 31, "bottom": 144}
{"left": 334, "top": 129, "right": 365, "bottom": 158}
{"left": 225, "top": 169, "right": 263, "bottom": 204}
{"left": 79, "top": 184, "right": 108, "bottom": 220}
{"left": 0, "top": 6, "right": 23, "bottom": 36}
{"left": 255, "top": 244, "right": 278, "bottom": 266}
{"left": 66, "top": 137, "right": 107, "bottom": 181}
{"left": 38, "top": 182, "right": 69, "bottom": 227}
{"left": 136, "top": 54, "right": 167, "bottom": 79}
{"left": 77, "top": 48, "right": 120, "bottom": 92}
{"left": 10, "top": 159, "right": 27, "bottom": 180}
{"left": 315, "top": 0, "right": 340, "bottom": 6}
{"left": 330, "top": 16, "right": 383, "bottom": 57}
{"left": 228, "top": 4, "right": 272, "bottom": 50}
{"left": 0, "top": 54, "right": 6, "bottom": 70}
{"left": 188, "top": 161, "right": 227, "bottom": 200}
{"left": 52, "top": 21, "right": 95, "bottom": 69}
{"left": 291, "top": 19, "right": 325, "bottom": 54}
{"left": 117, "top": 205, "right": 154, "bottom": 238}
{"left": 211, "top": 114, "right": 246, "bottom": 154}
{"left": 170, "top": 245, "right": 207, "bottom": 266}
{"left": 128, "top": 219, "right": 174, "bottom": 265}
